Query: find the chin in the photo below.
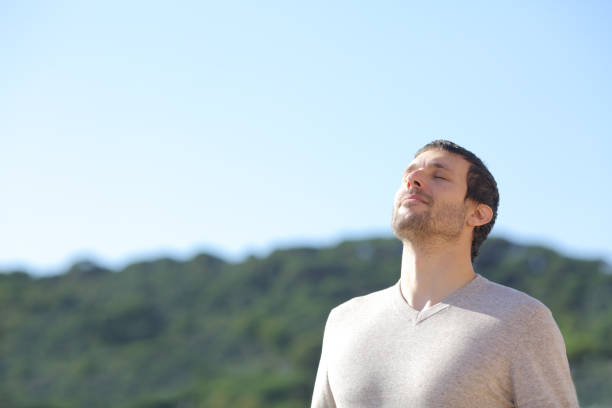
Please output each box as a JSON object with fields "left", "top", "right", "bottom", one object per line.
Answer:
{"left": 391, "top": 220, "right": 414, "bottom": 240}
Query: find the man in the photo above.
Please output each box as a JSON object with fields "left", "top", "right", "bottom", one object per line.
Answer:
{"left": 311, "top": 140, "right": 579, "bottom": 407}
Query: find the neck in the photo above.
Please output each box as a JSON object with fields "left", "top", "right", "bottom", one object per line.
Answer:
{"left": 399, "top": 239, "right": 476, "bottom": 312}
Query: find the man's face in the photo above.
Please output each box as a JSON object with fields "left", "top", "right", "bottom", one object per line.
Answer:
{"left": 391, "top": 148, "right": 473, "bottom": 243}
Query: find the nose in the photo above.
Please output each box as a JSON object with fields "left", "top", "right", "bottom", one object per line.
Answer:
{"left": 406, "top": 170, "right": 423, "bottom": 189}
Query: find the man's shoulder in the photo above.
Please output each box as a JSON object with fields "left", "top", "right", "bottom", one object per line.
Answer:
{"left": 476, "top": 275, "right": 551, "bottom": 322}
{"left": 328, "top": 283, "right": 396, "bottom": 323}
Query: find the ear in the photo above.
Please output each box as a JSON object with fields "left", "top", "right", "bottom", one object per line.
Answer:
{"left": 467, "top": 203, "right": 493, "bottom": 227}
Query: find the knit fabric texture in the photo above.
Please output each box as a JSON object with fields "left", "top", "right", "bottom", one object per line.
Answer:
{"left": 311, "top": 273, "right": 580, "bottom": 407}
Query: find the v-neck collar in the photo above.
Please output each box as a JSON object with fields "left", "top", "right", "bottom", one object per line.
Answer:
{"left": 389, "top": 273, "right": 487, "bottom": 326}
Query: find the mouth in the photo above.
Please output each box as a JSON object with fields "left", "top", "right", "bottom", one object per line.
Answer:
{"left": 402, "top": 194, "right": 429, "bottom": 205}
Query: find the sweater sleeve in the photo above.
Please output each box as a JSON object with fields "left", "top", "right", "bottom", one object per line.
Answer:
{"left": 311, "top": 309, "right": 337, "bottom": 408}
{"left": 510, "top": 305, "right": 580, "bottom": 408}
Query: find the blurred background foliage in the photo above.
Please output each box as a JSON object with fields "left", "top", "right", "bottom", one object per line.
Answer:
{"left": 0, "top": 237, "right": 611, "bottom": 407}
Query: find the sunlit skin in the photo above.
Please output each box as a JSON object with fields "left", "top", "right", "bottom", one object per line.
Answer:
{"left": 391, "top": 149, "right": 493, "bottom": 312}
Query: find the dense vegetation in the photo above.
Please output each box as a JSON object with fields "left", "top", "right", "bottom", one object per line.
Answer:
{"left": 0, "top": 237, "right": 610, "bottom": 407}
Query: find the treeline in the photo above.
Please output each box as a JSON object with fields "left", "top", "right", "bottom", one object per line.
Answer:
{"left": 0, "top": 237, "right": 610, "bottom": 407}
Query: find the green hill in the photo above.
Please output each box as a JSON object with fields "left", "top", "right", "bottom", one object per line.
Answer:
{"left": 0, "top": 237, "right": 610, "bottom": 407}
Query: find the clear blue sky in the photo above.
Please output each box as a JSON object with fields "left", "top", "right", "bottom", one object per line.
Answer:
{"left": 1, "top": 1, "right": 611, "bottom": 275}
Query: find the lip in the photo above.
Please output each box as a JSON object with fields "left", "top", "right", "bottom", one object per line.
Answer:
{"left": 402, "top": 194, "right": 429, "bottom": 204}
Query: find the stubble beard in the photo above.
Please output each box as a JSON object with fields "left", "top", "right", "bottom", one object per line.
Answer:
{"left": 392, "top": 200, "right": 467, "bottom": 245}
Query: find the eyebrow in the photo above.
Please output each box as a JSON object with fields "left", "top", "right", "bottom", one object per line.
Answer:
{"left": 404, "top": 161, "right": 452, "bottom": 174}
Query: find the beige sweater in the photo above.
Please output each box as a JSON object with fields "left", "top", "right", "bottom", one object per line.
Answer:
{"left": 311, "top": 273, "right": 580, "bottom": 407}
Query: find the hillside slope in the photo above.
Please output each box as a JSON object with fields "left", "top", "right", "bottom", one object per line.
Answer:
{"left": 0, "top": 237, "right": 610, "bottom": 407}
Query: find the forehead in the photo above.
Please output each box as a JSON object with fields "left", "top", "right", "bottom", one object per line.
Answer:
{"left": 406, "top": 148, "right": 471, "bottom": 175}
